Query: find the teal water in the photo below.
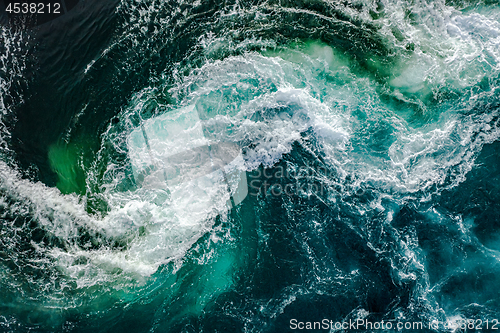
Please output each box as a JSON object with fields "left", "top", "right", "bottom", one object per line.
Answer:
{"left": 1, "top": 0, "right": 500, "bottom": 332}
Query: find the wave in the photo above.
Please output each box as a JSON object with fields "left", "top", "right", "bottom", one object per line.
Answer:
{"left": 1, "top": 0, "right": 500, "bottom": 331}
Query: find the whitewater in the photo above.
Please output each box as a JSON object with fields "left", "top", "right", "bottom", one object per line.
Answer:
{"left": 1, "top": 0, "right": 500, "bottom": 331}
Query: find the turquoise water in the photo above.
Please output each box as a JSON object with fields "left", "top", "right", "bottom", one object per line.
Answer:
{"left": 1, "top": 0, "right": 500, "bottom": 332}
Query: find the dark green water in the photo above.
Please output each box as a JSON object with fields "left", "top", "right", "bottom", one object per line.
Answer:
{"left": 1, "top": 0, "right": 500, "bottom": 332}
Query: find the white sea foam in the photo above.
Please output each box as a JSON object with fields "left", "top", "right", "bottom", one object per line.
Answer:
{"left": 0, "top": 0, "right": 499, "bottom": 319}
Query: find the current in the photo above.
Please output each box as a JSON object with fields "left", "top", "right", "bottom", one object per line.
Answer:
{"left": 1, "top": 0, "right": 500, "bottom": 332}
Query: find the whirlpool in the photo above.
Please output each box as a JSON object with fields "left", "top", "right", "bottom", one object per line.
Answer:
{"left": 1, "top": 0, "right": 500, "bottom": 332}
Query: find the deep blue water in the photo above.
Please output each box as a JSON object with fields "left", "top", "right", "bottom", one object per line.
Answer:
{"left": 1, "top": 0, "right": 500, "bottom": 332}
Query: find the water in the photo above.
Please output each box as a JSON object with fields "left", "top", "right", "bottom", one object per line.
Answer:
{"left": 1, "top": 0, "right": 500, "bottom": 332}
